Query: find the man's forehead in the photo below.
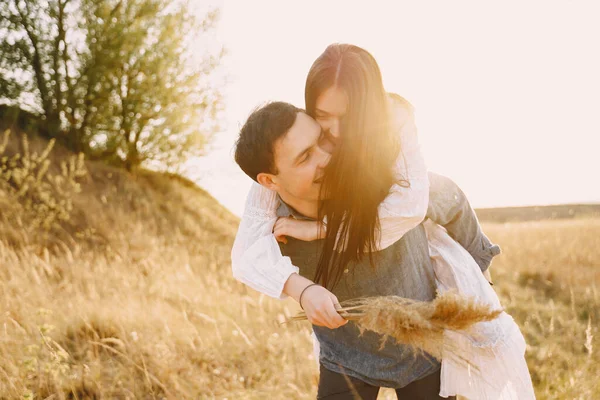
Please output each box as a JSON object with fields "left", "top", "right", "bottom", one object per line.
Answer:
{"left": 274, "top": 113, "right": 318, "bottom": 163}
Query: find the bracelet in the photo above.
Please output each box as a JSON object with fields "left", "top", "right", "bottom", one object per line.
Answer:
{"left": 317, "top": 221, "right": 327, "bottom": 239}
{"left": 299, "top": 283, "right": 320, "bottom": 310}
{"left": 320, "top": 220, "right": 327, "bottom": 232}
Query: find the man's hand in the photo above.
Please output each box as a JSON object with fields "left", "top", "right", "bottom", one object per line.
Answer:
{"left": 273, "top": 217, "right": 326, "bottom": 244}
{"left": 301, "top": 284, "right": 348, "bottom": 329}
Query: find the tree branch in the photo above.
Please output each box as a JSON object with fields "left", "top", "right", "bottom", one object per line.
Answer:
{"left": 52, "top": 0, "right": 67, "bottom": 120}
{"left": 16, "top": 0, "right": 50, "bottom": 113}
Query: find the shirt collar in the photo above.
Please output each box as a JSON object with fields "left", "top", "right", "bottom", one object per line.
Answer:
{"left": 276, "top": 195, "right": 316, "bottom": 221}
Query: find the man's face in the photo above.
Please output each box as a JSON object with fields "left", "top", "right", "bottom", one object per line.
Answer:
{"left": 266, "top": 112, "right": 330, "bottom": 202}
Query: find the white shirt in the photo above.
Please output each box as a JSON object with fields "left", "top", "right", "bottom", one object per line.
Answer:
{"left": 231, "top": 105, "right": 429, "bottom": 299}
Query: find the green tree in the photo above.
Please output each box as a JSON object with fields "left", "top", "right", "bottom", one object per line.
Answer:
{"left": 0, "top": 0, "right": 77, "bottom": 142}
{"left": 1, "top": 0, "right": 224, "bottom": 170}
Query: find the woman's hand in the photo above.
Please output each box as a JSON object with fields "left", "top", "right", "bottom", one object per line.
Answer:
{"left": 283, "top": 273, "right": 347, "bottom": 329}
{"left": 300, "top": 284, "right": 348, "bottom": 329}
{"left": 273, "top": 217, "right": 326, "bottom": 244}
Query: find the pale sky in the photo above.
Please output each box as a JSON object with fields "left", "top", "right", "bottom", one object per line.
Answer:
{"left": 189, "top": 0, "right": 600, "bottom": 217}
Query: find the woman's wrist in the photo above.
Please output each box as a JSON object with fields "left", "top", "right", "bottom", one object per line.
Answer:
{"left": 299, "top": 283, "right": 320, "bottom": 310}
{"left": 283, "top": 273, "right": 315, "bottom": 302}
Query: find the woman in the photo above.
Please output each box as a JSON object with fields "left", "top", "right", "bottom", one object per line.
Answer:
{"left": 231, "top": 43, "right": 429, "bottom": 316}
{"left": 232, "top": 44, "right": 534, "bottom": 399}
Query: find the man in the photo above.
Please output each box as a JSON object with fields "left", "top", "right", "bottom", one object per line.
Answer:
{"left": 234, "top": 101, "right": 500, "bottom": 399}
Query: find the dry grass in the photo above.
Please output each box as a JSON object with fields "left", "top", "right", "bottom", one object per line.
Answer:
{"left": 1, "top": 132, "right": 316, "bottom": 399}
{"left": 480, "top": 219, "right": 599, "bottom": 400}
{"left": 0, "top": 133, "right": 598, "bottom": 399}
{"left": 290, "top": 291, "right": 502, "bottom": 361}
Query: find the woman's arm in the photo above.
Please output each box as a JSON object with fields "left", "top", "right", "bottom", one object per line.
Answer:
{"left": 230, "top": 182, "right": 300, "bottom": 299}
{"left": 272, "top": 217, "right": 327, "bottom": 244}
{"left": 231, "top": 183, "right": 349, "bottom": 328}
{"left": 375, "top": 100, "right": 429, "bottom": 250}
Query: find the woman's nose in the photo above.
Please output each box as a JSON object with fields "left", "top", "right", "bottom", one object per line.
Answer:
{"left": 317, "top": 146, "right": 331, "bottom": 168}
{"left": 329, "top": 119, "right": 340, "bottom": 137}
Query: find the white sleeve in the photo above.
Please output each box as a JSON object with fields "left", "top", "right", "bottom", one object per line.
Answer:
{"left": 375, "top": 106, "right": 430, "bottom": 250}
{"left": 230, "top": 181, "right": 300, "bottom": 299}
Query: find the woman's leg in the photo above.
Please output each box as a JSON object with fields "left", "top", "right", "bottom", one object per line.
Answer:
{"left": 317, "top": 364, "right": 380, "bottom": 400}
{"left": 394, "top": 369, "right": 455, "bottom": 400}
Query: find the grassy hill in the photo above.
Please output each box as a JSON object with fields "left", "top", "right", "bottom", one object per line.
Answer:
{"left": 1, "top": 131, "right": 598, "bottom": 399}
{"left": 0, "top": 130, "right": 266, "bottom": 398}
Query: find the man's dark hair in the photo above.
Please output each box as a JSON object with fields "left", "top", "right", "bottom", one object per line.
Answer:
{"left": 235, "top": 101, "right": 303, "bottom": 182}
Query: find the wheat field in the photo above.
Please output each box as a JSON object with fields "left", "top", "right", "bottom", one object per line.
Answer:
{"left": 0, "top": 135, "right": 598, "bottom": 399}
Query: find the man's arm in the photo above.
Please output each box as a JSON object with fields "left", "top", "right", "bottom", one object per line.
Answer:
{"left": 426, "top": 172, "right": 501, "bottom": 273}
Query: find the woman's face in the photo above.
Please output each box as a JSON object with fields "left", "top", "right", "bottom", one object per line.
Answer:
{"left": 314, "top": 86, "right": 348, "bottom": 151}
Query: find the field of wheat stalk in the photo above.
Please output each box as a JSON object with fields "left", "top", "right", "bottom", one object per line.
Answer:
{"left": 0, "top": 134, "right": 598, "bottom": 399}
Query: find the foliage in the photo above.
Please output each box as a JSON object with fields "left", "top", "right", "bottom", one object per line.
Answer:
{"left": 0, "top": 129, "right": 86, "bottom": 230}
{"left": 0, "top": 0, "right": 224, "bottom": 170}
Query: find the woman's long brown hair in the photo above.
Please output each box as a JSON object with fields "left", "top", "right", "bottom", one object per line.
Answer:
{"left": 305, "top": 44, "right": 408, "bottom": 290}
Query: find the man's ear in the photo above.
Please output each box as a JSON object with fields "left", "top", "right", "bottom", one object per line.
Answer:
{"left": 257, "top": 172, "right": 279, "bottom": 191}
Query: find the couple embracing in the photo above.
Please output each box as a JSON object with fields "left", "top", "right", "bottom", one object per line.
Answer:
{"left": 231, "top": 44, "right": 535, "bottom": 399}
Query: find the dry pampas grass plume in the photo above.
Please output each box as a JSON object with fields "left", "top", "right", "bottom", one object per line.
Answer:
{"left": 289, "top": 290, "right": 503, "bottom": 361}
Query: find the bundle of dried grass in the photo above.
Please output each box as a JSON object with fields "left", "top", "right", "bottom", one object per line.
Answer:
{"left": 290, "top": 290, "right": 503, "bottom": 361}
